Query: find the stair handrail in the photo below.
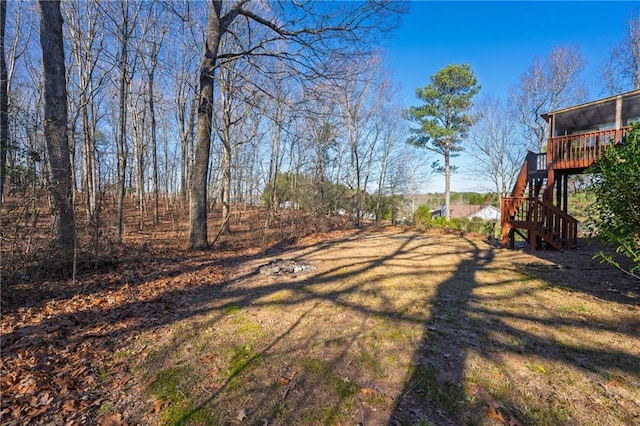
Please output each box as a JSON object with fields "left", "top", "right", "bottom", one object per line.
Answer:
{"left": 503, "top": 151, "right": 543, "bottom": 222}
{"left": 510, "top": 151, "right": 537, "bottom": 197}
{"left": 501, "top": 196, "right": 578, "bottom": 250}
{"left": 537, "top": 197, "right": 578, "bottom": 224}
{"left": 537, "top": 198, "right": 578, "bottom": 250}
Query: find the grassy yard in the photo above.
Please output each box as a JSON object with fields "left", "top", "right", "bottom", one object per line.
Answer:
{"left": 2, "top": 227, "right": 638, "bottom": 425}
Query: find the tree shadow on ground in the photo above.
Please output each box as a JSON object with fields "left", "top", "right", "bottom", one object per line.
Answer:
{"left": 1, "top": 229, "right": 638, "bottom": 424}
{"left": 389, "top": 238, "right": 494, "bottom": 425}
{"left": 513, "top": 237, "right": 639, "bottom": 306}
{"left": 389, "top": 236, "right": 639, "bottom": 425}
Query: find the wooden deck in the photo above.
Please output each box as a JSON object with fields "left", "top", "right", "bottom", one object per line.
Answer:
{"left": 548, "top": 127, "right": 630, "bottom": 171}
{"left": 501, "top": 197, "right": 578, "bottom": 251}
{"left": 501, "top": 126, "right": 631, "bottom": 250}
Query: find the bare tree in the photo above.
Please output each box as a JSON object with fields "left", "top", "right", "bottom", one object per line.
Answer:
{"left": 339, "top": 58, "right": 380, "bottom": 228}
{"left": 129, "top": 87, "right": 146, "bottom": 230}
{"left": 1, "top": 0, "right": 7, "bottom": 204}
{"left": 262, "top": 84, "right": 287, "bottom": 227}
{"left": 1, "top": 0, "right": 32, "bottom": 203}
{"left": 11, "top": 38, "right": 45, "bottom": 200}
{"left": 188, "top": 0, "right": 405, "bottom": 249}
{"left": 467, "top": 95, "right": 524, "bottom": 197}
{"left": 38, "top": 0, "right": 74, "bottom": 249}
{"left": 64, "top": 0, "right": 108, "bottom": 225}
{"left": 373, "top": 88, "right": 406, "bottom": 222}
{"left": 210, "top": 15, "right": 273, "bottom": 236}
{"left": 311, "top": 117, "right": 337, "bottom": 221}
{"left": 601, "top": 10, "right": 640, "bottom": 96}
{"left": 104, "top": 0, "right": 142, "bottom": 242}
{"left": 188, "top": 1, "right": 225, "bottom": 250}
{"left": 510, "top": 45, "right": 587, "bottom": 152}
{"left": 139, "top": 2, "right": 167, "bottom": 225}
{"left": 171, "top": 43, "right": 199, "bottom": 206}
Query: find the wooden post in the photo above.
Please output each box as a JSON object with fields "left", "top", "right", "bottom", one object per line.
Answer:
{"left": 615, "top": 96, "right": 622, "bottom": 131}
{"left": 562, "top": 173, "right": 568, "bottom": 213}
{"left": 543, "top": 166, "right": 553, "bottom": 202}
{"left": 501, "top": 224, "right": 510, "bottom": 249}
{"left": 547, "top": 114, "right": 554, "bottom": 167}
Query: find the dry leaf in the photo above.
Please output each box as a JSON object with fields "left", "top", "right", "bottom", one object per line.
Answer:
{"left": 237, "top": 408, "right": 247, "bottom": 421}
{"left": 509, "top": 416, "right": 524, "bottom": 426}
{"left": 114, "top": 373, "right": 134, "bottom": 387}
{"left": 25, "top": 406, "right": 48, "bottom": 422}
{"left": 62, "top": 399, "right": 77, "bottom": 412}
{"left": 487, "top": 404, "right": 506, "bottom": 424}
{"left": 152, "top": 399, "right": 170, "bottom": 414}
{"left": 360, "top": 387, "right": 377, "bottom": 395}
{"left": 469, "top": 384, "right": 486, "bottom": 397}
{"left": 99, "top": 413, "right": 126, "bottom": 426}
{"left": 277, "top": 376, "right": 290, "bottom": 386}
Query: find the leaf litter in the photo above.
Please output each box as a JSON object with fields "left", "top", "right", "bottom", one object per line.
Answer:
{"left": 1, "top": 226, "right": 639, "bottom": 425}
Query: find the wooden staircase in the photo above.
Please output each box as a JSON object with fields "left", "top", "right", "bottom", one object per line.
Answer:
{"left": 501, "top": 151, "right": 578, "bottom": 251}
{"left": 499, "top": 91, "right": 634, "bottom": 251}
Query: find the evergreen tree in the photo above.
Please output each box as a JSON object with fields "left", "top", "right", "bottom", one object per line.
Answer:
{"left": 406, "top": 64, "right": 480, "bottom": 221}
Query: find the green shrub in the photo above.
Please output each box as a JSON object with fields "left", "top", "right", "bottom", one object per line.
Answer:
{"left": 413, "top": 204, "right": 435, "bottom": 227}
{"left": 413, "top": 204, "right": 497, "bottom": 238}
{"left": 587, "top": 122, "right": 640, "bottom": 277}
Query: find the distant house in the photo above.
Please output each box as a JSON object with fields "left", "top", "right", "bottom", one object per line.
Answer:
{"left": 467, "top": 205, "right": 500, "bottom": 221}
{"left": 279, "top": 201, "right": 299, "bottom": 210}
{"left": 431, "top": 204, "right": 499, "bottom": 220}
{"left": 449, "top": 204, "right": 482, "bottom": 219}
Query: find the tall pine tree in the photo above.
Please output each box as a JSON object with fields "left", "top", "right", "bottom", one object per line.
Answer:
{"left": 406, "top": 64, "right": 480, "bottom": 221}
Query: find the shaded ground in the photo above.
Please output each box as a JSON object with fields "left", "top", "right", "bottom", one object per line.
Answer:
{"left": 1, "top": 227, "right": 639, "bottom": 425}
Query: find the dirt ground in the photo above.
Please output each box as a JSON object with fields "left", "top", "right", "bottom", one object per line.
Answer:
{"left": 1, "top": 225, "right": 639, "bottom": 425}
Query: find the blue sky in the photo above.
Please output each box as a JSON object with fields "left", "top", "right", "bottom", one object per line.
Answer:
{"left": 385, "top": 1, "right": 638, "bottom": 193}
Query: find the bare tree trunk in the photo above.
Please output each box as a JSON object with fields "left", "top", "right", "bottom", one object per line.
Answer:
{"left": 131, "top": 97, "right": 145, "bottom": 231}
{"left": 160, "top": 119, "right": 174, "bottom": 213}
{"left": 82, "top": 95, "right": 98, "bottom": 222}
{"left": 64, "top": 0, "right": 104, "bottom": 225}
{"left": 265, "top": 105, "right": 282, "bottom": 229}
{"left": 375, "top": 152, "right": 387, "bottom": 222}
{"left": 178, "top": 92, "right": 195, "bottom": 207}
{"left": 0, "top": 0, "right": 7, "bottom": 205}
{"left": 116, "top": 3, "right": 130, "bottom": 242}
{"left": 149, "top": 70, "right": 159, "bottom": 224}
{"left": 221, "top": 142, "right": 231, "bottom": 234}
{"left": 38, "top": 0, "right": 74, "bottom": 249}
{"left": 444, "top": 143, "right": 451, "bottom": 222}
{"left": 189, "top": 1, "right": 224, "bottom": 250}
{"left": 141, "top": 5, "right": 164, "bottom": 225}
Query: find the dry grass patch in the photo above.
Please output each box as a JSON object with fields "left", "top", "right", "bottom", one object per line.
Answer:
{"left": 106, "top": 229, "right": 638, "bottom": 425}
{"left": 3, "top": 227, "right": 637, "bottom": 425}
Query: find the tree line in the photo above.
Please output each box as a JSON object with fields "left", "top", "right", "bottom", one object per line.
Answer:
{"left": 1, "top": 0, "right": 418, "bottom": 253}
{"left": 0, "top": 1, "right": 638, "bottom": 255}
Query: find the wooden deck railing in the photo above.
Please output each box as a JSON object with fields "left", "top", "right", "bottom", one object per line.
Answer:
{"left": 501, "top": 197, "right": 578, "bottom": 250}
{"left": 547, "top": 127, "right": 631, "bottom": 170}
{"left": 530, "top": 152, "right": 547, "bottom": 173}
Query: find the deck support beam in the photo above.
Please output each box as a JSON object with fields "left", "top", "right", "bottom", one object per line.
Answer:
{"left": 615, "top": 95, "right": 622, "bottom": 130}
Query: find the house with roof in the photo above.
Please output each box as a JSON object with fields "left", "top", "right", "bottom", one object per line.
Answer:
{"left": 431, "top": 204, "right": 500, "bottom": 221}
{"left": 501, "top": 89, "right": 640, "bottom": 250}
